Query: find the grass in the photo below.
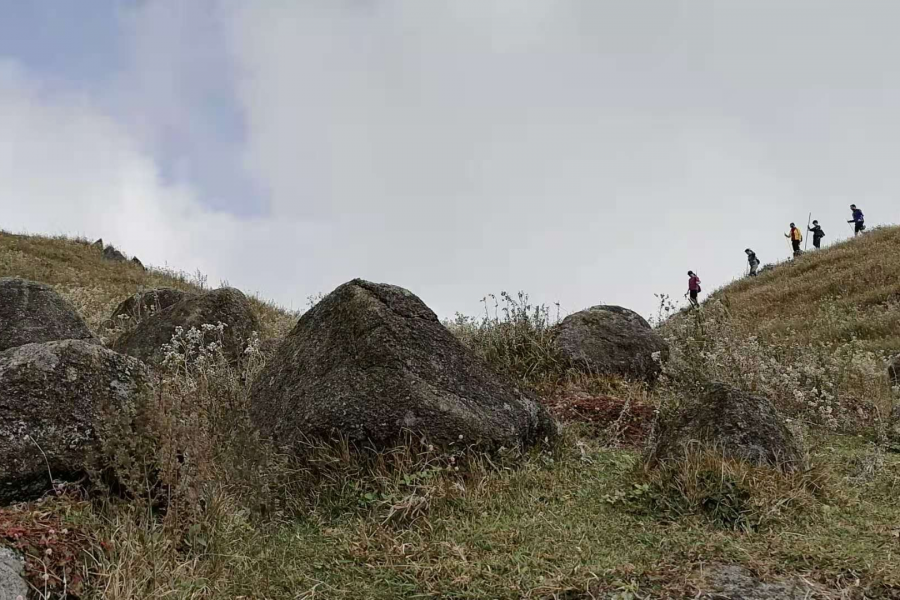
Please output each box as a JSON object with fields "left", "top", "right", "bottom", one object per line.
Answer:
{"left": 2, "top": 229, "right": 900, "bottom": 598}
{"left": 0, "top": 230, "right": 297, "bottom": 340}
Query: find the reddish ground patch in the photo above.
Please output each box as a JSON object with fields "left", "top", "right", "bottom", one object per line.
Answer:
{"left": 0, "top": 494, "right": 92, "bottom": 598}
{"left": 544, "top": 393, "right": 656, "bottom": 447}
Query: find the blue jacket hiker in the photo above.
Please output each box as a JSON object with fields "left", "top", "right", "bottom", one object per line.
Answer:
{"left": 848, "top": 205, "right": 865, "bottom": 235}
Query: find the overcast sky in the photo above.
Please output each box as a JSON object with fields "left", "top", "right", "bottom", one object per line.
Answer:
{"left": 1, "top": 1, "right": 898, "bottom": 319}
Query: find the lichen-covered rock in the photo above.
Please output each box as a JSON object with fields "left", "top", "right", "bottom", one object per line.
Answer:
{"left": 0, "top": 278, "right": 97, "bottom": 352}
{"left": 250, "top": 279, "right": 556, "bottom": 450}
{"left": 552, "top": 305, "right": 669, "bottom": 382}
{"left": 110, "top": 288, "right": 197, "bottom": 326}
{"left": 648, "top": 384, "right": 804, "bottom": 470}
{"left": 0, "top": 547, "right": 28, "bottom": 600}
{"left": 112, "top": 288, "right": 259, "bottom": 364}
{"left": 0, "top": 340, "right": 150, "bottom": 505}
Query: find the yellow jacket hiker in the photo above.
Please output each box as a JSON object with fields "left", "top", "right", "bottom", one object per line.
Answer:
{"left": 785, "top": 223, "right": 803, "bottom": 256}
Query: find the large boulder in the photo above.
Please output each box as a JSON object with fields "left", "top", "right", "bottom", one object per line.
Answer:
{"left": 250, "top": 279, "right": 556, "bottom": 449}
{"left": 110, "top": 287, "right": 197, "bottom": 325}
{"left": 552, "top": 305, "right": 669, "bottom": 382}
{"left": 648, "top": 384, "right": 804, "bottom": 470}
{"left": 0, "top": 340, "right": 150, "bottom": 505}
{"left": 0, "top": 278, "right": 97, "bottom": 352}
{"left": 112, "top": 287, "right": 259, "bottom": 364}
{"left": 0, "top": 547, "right": 28, "bottom": 600}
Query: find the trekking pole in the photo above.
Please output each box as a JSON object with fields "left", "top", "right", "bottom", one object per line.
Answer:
{"left": 804, "top": 212, "right": 811, "bottom": 251}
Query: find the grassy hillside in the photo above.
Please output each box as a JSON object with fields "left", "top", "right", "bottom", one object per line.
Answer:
{"left": 0, "top": 230, "right": 297, "bottom": 339}
{"left": 1, "top": 229, "right": 899, "bottom": 599}
{"left": 710, "top": 226, "right": 900, "bottom": 353}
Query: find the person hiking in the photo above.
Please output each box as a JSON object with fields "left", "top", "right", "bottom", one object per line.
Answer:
{"left": 745, "top": 249, "right": 760, "bottom": 276}
{"left": 785, "top": 223, "right": 802, "bottom": 257}
{"left": 808, "top": 220, "right": 825, "bottom": 249}
{"left": 686, "top": 271, "right": 701, "bottom": 308}
{"left": 848, "top": 204, "right": 865, "bottom": 235}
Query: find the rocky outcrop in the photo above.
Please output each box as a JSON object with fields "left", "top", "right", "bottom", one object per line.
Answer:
{"left": 552, "top": 305, "right": 669, "bottom": 382}
{"left": 648, "top": 383, "right": 804, "bottom": 470}
{"left": 0, "top": 547, "right": 28, "bottom": 600}
{"left": 0, "top": 278, "right": 97, "bottom": 352}
{"left": 102, "top": 245, "right": 127, "bottom": 262}
{"left": 0, "top": 340, "right": 150, "bottom": 505}
{"left": 110, "top": 288, "right": 197, "bottom": 325}
{"left": 113, "top": 287, "right": 259, "bottom": 364}
{"left": 250, "top": 279, "right": 556, "bottom": 450}
{"left": 131, "top": 257, "right": 145, "bottom": 270}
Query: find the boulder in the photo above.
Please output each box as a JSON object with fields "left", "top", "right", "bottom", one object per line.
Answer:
{"left": 0, "top": 340, "right": 150, "bottom": 505}
{"left": 648, "top": 384, "right": 804, "bottom": 470}
{"left": 250, "top": 279, "right": 556, "bottom": 450}
{"left": 113, "top": 287, "right": 259, "bottom": 364}
{"left": 0, "top": 547, "right": 28, "bottom": 600}
{"left": 92, "top": 238, "right": 103, "bottom": 250}
{"left": 552, "top": 305, "right": 669, "bottom": 382}
{"left": 0, "top": 278, "right": 97, "bottom": 352}
{"left": 131, "top": 256, "right": 145, "bottom": 270}
{"left": 102, "top": 245, "right": 127, "bottom": 262}
{"left": 110, "top": 288, "right": 197, "bottom": 325}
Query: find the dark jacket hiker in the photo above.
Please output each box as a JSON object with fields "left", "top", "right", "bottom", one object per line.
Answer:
{"left": 808, "top": 221, "right": 825, "bottom": 249}
{"left": 745, "top": 249, "right": 760, "bottom": 276}
{"left": 848, "top": 205, "right": 865, "bottom": 235}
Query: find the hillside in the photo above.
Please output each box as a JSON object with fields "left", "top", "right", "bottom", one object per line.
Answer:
{"left": 1, "top": 229, "right": 899, "bottom": 599}
{"left": 0, "top": 231, "right": 297, "bottom": 340}
{"left": 709, "top": 225, "right": 900, "bottom": 353}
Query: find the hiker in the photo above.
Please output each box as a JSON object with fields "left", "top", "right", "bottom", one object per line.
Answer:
{"left": 745, "top": 249, "right": 760, "bottom": 276}
{"left": 686, "top": 271, "right": 701, "bottom": 308}
{"left": 848, "top": 204, "right": 866, "bottom": 235}
{"left": 785, "top": 223, "right": 802, "bottom": 257}
{"left": 808, "top": 220, "right": 825, "bottom": 249}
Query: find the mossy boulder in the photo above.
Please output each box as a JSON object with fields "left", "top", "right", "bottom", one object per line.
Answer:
{"left": 250, "top": 279, "right": 556, "bottom": 450}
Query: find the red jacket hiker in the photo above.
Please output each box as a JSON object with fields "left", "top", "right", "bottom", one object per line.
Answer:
{"left": 688, "top": 274, "right": 701, "bottom": 292}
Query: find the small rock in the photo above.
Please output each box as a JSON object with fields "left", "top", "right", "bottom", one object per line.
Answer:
{"left": 92, "top": 238, "right": 103, "bottom": 250}
{"left": 0, "top": 278, "right": 98, "bottom": 352}
{"left": 113, "top": 287, "right": 259, "bottom": 364}
{"left": 131, "top": 256, "right": 145, "bottom": 270}
{"left": 110, "top": 288, "right": 196, "bottom": 326}
{"left": 0, "top": 547, "right": 28, "bottom": 600}
{"left": 648, "top": 383, "right": 804, "bottom": 470}
{"left": 553, "top": 305, "right": 669, "bottom": 382}
{"left": 102, "top": 245, "right": 127, "bottom": 262}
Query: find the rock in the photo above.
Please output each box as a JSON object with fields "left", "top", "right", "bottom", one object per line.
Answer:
{"left": 131, "top": 256, "right": 145, "bottom": 270}
{"left": 552, "top": 305, "right": 669, "bottom": 382}
{"left": 113, "top": 287, "right": 259, "bottom": 364}
{"left": 0, "top": 547, "right": 28, "bottom": 600}
{"left": 102, "top": 245, "right": 127, "bottom": 262}
{"left": 0, "top": 278, "right": 97, "bottom": 352}
{"left": 92, "top": 238, "right": 103, "bottom": 250}
{"left": 110, "top": 288, "right": 197, "bottom": 326}
{"left": 698, "top": 564, "right": 829, "bottom": 600}
{"left": 648, "top": 383, "right": 804, "bottom": 470}
{"left": 0, "top": 340, "right": 150, "bottom": 505}
{"left": 249, "top": 279, "right": 556, "bottom": 450}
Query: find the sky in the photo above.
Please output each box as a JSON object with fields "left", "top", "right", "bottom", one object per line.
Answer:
{"left": 1, "top": 0, "right": 898, "bottom": 320}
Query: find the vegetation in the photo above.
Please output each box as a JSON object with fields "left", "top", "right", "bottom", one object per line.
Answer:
{"left": 1, "top": 229, "right": 899, "bottom": 598}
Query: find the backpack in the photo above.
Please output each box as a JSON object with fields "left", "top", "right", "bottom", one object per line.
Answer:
{"left": 819, "top": 228, "right": 825, "bottom": 237}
